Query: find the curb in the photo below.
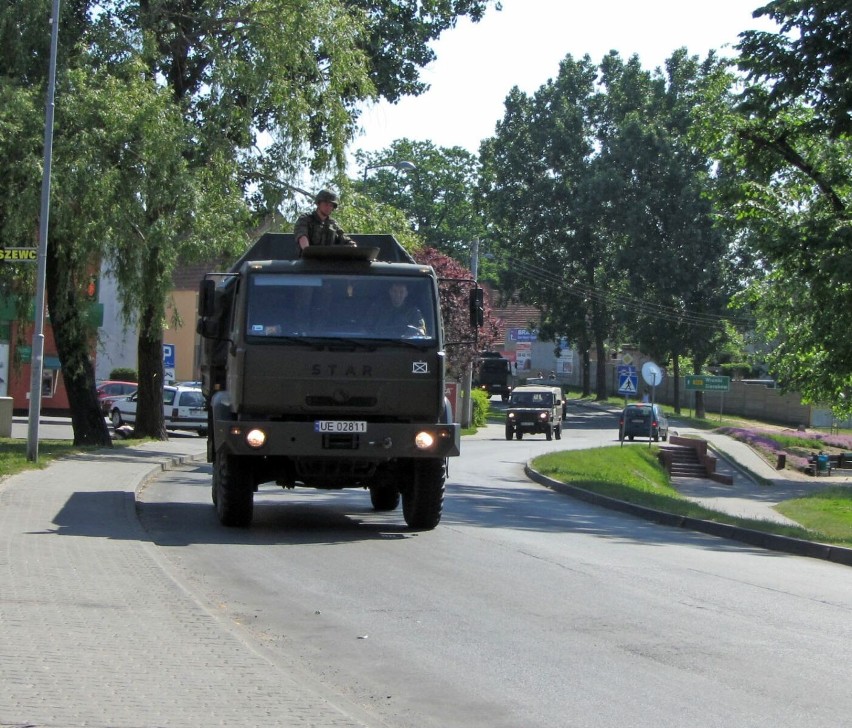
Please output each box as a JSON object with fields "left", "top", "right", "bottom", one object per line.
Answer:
{"left": 525, "top": 462, "right": 852, "bottom": 568}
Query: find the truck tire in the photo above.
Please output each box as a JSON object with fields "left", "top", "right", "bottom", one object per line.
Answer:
{"left": 402, "top": 459, "right": 445, "bottom": 530}
{"left": 370, "top": 486, "right": 400, "bottom": 511}
{"left": 516, "top": 431, "right": 523, "bottom": 440}
{"left": 555, "top": 424, "right": 562, "bottom": 440}
{"left": 546, "top": 426, "right": 552, "bottom": 441}
{"left": 214, "top": 449, "right": 253, "bottom": 527}
{"left": 505, "top": 425, "right": 513, "bottom": 440}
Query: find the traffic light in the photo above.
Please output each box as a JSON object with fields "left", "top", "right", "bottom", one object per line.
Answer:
{"left": 469, "top": 287, "right": 484, "bottom": 328}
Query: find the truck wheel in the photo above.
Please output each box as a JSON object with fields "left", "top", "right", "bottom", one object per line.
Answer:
{"left": 546, "top": 426, "right": 552, "bottom": 441}
{"left": 402, "top": 459, "right": 445, "bottom": 530}
{"left": 516, "top": 431, "right": 523, "bottom": 440}
{"left": 370, "top": 486, "right": 400, "bottom": 511}
{"left": 555, "top": 424, "right": 562, "bottom": 440}
{"left": 505, "top": 425, "right": 513, "bottom": 440}
{"left": 214, "top": 449, "right": 253, "bottom": 527}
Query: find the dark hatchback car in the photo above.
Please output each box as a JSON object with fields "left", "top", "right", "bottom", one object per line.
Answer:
{"left": 618, "top": 403, "right": 669, "bottom": 442}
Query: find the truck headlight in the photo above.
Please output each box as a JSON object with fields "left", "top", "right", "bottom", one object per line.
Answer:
{"left": 538, "top": 411, "right": 548, "bottom": 420}
{"left": 508, "top": 412, "right": 516, "bottom": 419}
{"left": 245, "top": 428, "right": 267, "bottom": 448}
{"left": 415, "top": 431, "right": 435, "bottom": 450}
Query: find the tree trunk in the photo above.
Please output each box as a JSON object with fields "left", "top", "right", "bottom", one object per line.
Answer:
{"left": 672, "top": 354, "right": 681, "bottom": 414}
{"left": 133, "top": 299, "right": 168, "bottom": 439}
{"left": 594, "top": 333, "right": 607, "bottom": 401}
{"left": 693, "top": 359, "right": 706, "bottom": 419}
{"left": 581, "top": 349, "right": 591, "bottom": 397}
{"left": 45, "top": 236, "right": 112, "bottom": 447}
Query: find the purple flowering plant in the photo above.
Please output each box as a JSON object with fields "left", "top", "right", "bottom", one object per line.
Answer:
{"left": 717, "top": 427, "right": 852, "bottom": 472}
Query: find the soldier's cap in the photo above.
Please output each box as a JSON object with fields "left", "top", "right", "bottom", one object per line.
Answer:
{"left": 314, "top": 189, "right": 339, "bottom": 208}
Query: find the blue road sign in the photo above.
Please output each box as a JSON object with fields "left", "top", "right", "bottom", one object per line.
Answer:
{"left": 162, "top": 344, "right": 175, "bottom": 368}
{"left": 617, "top": 365, "right": 638, "bottom": 395}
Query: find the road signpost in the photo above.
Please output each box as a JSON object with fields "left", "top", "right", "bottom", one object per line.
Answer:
{"left": 684, "top": 374, "right": 731, "bottom": 420}
{"left": 617, "top": 365, "right": 638, "bottom": 400}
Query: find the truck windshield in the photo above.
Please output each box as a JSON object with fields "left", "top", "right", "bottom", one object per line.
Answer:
{"left": 245, "top": 273, "right": 438, "bottom": 342}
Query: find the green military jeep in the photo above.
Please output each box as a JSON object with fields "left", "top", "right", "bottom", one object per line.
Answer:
{"left": 505, "top": 385, "right": 564, "bottom": 441}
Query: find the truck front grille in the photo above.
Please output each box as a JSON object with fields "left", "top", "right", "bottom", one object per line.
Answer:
{"left": 306, "top": 395, "right": 377, "bottom": 407}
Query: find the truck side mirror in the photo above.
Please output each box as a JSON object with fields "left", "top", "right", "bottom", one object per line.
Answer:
{"left": 198, "top": 279, "right": 216, "bottom": 318}
{"left": 196, "top": 279, "right": 221, "bottom": 338}
{"left": 469, "top": 287, "right": 484, "bottom": 328}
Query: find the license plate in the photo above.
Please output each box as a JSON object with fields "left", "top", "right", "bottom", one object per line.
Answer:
{"left": 314, "top": 420, "right": 367, "bottom": 433}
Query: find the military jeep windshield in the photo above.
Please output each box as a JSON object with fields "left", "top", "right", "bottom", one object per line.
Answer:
{"left": 510, "top": 392, "right": 554, "bottom": 407}
{"left": 245, "top": 272, "right": 438, "bottom": 342}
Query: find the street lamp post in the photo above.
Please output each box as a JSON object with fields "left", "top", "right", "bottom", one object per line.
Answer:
{"left": 362, "top": 160, "right": 417, "bottom": 182}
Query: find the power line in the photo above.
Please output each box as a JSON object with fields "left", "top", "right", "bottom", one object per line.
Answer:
{"left": 505, "top": 257, "right": 753, "bottom": 330}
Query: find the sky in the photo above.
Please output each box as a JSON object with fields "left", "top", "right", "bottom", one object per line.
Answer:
{"left": 350, "top": 0, "right": 777, "bottom": 166}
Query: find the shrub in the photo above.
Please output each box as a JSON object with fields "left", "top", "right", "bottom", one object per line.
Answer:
{"left": 471, "top": 388, "right": 491, "bottom": 428}
{"left": 109, "top": 367, "right": 137, "bottom": 382}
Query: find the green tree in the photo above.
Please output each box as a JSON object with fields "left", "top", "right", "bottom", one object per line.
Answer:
{"left": 481, "top": 54, "right": 627, "bottom": 400}
{"left": 730, "top": 0, "right": 852, "bottom": 415}
{"left": 0, "top": 3, "right": 117, "bottom": 446}
{"left": 1, "top": 0, "right": 500, "bottom": 442}
{"left": 599, "top": 49, "right": 736, "bottom": 414}
{"left": 481, "top": 50, "right": 739, "bottom": 407}
{"left": 357, "top": 140, "right": 486, "bottom": 261}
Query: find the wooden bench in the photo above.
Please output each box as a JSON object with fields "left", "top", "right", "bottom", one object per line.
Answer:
{"left": 837, "top": 453, "right": 852, "bottom": 470}
{"left": 806, "top": 453, "right": 843, "bottom": 476}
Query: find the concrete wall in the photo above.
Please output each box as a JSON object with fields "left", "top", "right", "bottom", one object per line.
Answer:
{"left": 551, "top": 354, "right": 814, "bottom": 428}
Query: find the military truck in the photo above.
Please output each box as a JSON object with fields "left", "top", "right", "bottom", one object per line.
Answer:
{"left": 474, "top": 351, "right": 513, "bottom": 401}
{"left": 197, "top": 233, "right": 473, "bottom": 530}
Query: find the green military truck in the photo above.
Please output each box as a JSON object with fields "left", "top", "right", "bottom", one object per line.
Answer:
{"left": 197, "top": 233, "right": 471, "bottom": 530}
{"left": 474, "top": 351, "right": 513, "bottom": 401}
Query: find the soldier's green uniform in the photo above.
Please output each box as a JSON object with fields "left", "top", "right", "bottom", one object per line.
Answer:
{"left": 293, "top": 189, "right": 354, "bottom": 250}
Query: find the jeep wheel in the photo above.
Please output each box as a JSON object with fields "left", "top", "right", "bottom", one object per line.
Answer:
{"left": 546, "top": 426, "right": 552, "bottom": 441}
{"left": 505, "top": 425, "right": 513, "bottom": 440}
{"left": 402, "top": 459, "right": 445, "bottom": 530}
{"left": 555, "top": 424, "right": 562, "bottom": 440}
{"left": 214, "top": 449, "right": 254, "bottom": 527}
{"left": 516, "top": 431, "right": 523, "bottom": 440}
{"left": 370, "top": 486, "right": 400, "bottom": 512}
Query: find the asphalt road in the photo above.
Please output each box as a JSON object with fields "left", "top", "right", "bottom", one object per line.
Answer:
{"left": 136, "top": 407, "right": 852, "bottom": 728}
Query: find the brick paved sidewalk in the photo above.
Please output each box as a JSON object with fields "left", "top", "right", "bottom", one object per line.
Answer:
{"left": 0, "top": 442, "right": 374, "bottom": 728}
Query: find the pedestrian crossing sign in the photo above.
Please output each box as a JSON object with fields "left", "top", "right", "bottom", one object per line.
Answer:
{"left": 618, "top": 372, "right": 638, "bottom": 395}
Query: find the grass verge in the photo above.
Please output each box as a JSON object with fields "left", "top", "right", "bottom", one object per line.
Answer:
{"left": 0, "top": 439, "right": 89, "bottom": 480}
{"left": 532, "top": 445, "right": 852, "bottom": 546}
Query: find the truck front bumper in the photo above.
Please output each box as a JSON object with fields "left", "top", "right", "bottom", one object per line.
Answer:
{"left": 215, "top": 419, "right": 460, "bottom": 460}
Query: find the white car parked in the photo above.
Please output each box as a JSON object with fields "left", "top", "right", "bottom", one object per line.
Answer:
{"left": 110, "top": 385, "right": 207, "bottom": 436}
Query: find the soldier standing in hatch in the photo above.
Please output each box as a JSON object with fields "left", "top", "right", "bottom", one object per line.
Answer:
{"left": 294, "top": 189, "right": 355, "bottom": 252}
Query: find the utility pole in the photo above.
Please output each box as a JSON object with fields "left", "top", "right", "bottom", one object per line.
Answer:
{"left": 460, "top": 239, "right": 479, "bottom": 428}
